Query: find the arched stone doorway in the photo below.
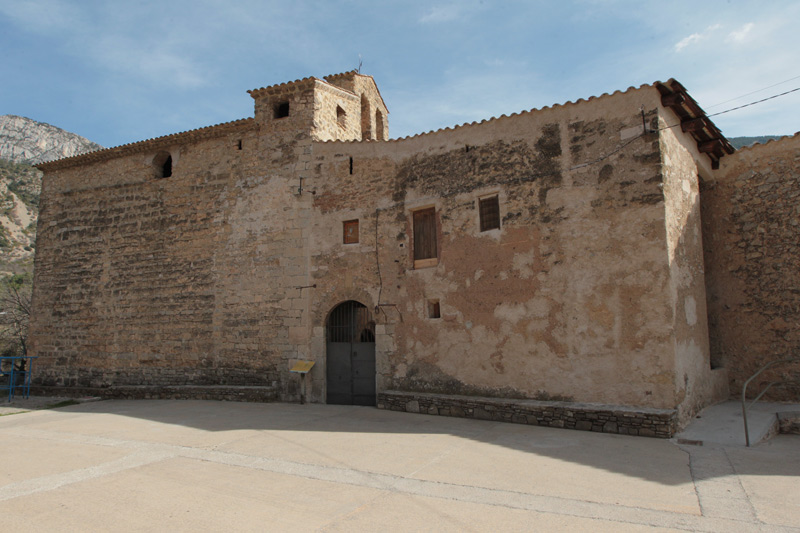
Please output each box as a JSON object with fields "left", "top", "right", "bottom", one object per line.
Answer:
{"left": 326, "top": 300, "right": 376, "bottom": 406}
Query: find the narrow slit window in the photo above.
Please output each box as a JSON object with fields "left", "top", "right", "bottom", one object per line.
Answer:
{"left": 427, "top": 299, "right": 441, "bottom": 319}
{"left": 375, "top": 110, "right": 385, "bottom": 141}
{"left": 162, "top": 155, "right": 172, "bottom": 178}
{"left": 337, "top": 105, "right": 346, "bottom": 128}
{"left": 343, "top": 219, "right": 359, "bottom": 244}
{"left": 413, "top": 207, "right": 437, "bottom": 268}
{"left": 349, "top": 156, "right": 353, "bottom": 175}
{"left": 153, "top": 151, "right": 172, "bottom": 179}
{"left": 360, "top": 94, "right": 371, "bottom": 140}
{"left": 479, "top": 195, "right": 500, "bottom": 232}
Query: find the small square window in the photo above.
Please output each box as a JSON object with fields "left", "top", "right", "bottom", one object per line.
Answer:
{"left": 427, "top": 299, "right": 441, "bottom": 319}
{"left": 479, "top": 195, "right": 500, "bottom": 232}
{"left": 343, "top": 220, "right": 359, "bottom": 244}
{"left": 274, "top": 101, "right": 290, "bottom": 118}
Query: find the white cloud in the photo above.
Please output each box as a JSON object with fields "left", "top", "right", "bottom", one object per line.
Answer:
{"left": 0, "top": 0, "right": 81, "bottom": 32}
{"left": 390, "top": 65, "right": 547, "bottom": 138}
{"left": 5, "top": 0, "right": 799, "bottom": 143}
{"left": 419, "top": 5, "right": 462, "bottom": 24}
{"left": 90, "top": 33, "right": 207, "bottom": 90}
{"left": 418, "top": 2, "right": 488, "bottom": 25}
{"left": 0, "top": 1, "right": 211, "bottom": 90}
{"left": 675, "top": 33, "right": 703, "bottom": 52}
{"left": 726, "top": 22, "right": 754, "bottom": 43}
{"left": 675, "top": 24, "right": 721, "bottom": 52}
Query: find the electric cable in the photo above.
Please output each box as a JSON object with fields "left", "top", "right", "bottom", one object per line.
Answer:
{"left": 656, "top": 86, "right": 800, "bottom": 133}
{"left": 705, "top": 74, "right": 800, "bottom": 109}
{"left": 706, "top": 86, "right": 800, "bottom": 118}
{"left": 569, "top": 134, "right": 645, "bottom": 170}
{"left": 572, "top": 86, "right": 800, "bottom": 170}
{"left": 374, "top": 208, "right": 387, "bottom": 321}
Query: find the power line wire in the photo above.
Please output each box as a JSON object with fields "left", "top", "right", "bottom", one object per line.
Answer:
{"left": 574, "top": 86, "right": 800, "bottom": 170}
{"left": 706, "top": 86, "right": 800, "bottom": 117}
{"left": 657, "top": 86, "right": 800, "bottom": 132}
{"left": 569, "top": 134, "right": 643, "bottom": 170}
{"left": 706, "top": 74, "right": 800, "bottom": 109}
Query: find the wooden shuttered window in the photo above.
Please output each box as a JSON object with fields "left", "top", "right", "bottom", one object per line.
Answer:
{"left": 343, "top": 220, "right": 359, "bottom": 244}
{"left": 479, "top": 195, "right": 500, "bottom": 232}
{"left": 413, "top": 207, "right": 437, "bottom": 268}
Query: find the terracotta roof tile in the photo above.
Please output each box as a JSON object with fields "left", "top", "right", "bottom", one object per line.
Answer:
{"left": 37, "top": 118, "right": 254, "bottom": 171}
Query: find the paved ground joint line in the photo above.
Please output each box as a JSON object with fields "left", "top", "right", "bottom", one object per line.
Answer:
{"left": 0, "top": 450, "right": 175, "bottom": 502}
{"left": 3, "top": 408, "right": 796, "bottom": 533}
{"left": 723, "top": 447, "right": 763, "bottom": 525}
{"left": 3, "top": 426, "right": 782, "bottom": 532}
{"left": 684, "top": 445, "right": 708, "bottom": 517}
{"left": 179, "top": 443, "right": 781, "bottom": 533}
{"left": 684, "top": 444, "right": 762, "bottom": 525}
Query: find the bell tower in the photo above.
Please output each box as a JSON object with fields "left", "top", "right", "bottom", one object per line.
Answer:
{"left": 323, "top": 72, "right": 389, "bottom": 141}
{"left": 248, "top": 72, "right": 389, "bottom": 143}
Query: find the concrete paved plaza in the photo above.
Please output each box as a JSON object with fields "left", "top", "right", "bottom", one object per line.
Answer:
{"left": 1, "top": 399, "right": 798, "bottom": 532}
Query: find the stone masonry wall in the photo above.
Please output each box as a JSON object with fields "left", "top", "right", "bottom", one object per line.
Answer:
{"left": 30, "top": 125, "right": 290, "bottom": 390}
{"left": 702, "top": 133, "right": 800, "bottom": 400}
{"left": 378, "top": 391, "right": 677, "bottom": 438}
{"left": 31, "top": 80, "right": 330, "bottom": 394}
{"left": 30, "top": 75, "right": 390, "bottom": 400}
{"left": 658, "top": 107, "right": 728, "bottom": 424}
{"left": 312, "top": 82, "right": 361, "bottom": 142}
{"left": 30, "top": 384, "right": 280, "bottom": 402}
{"left": 30, "top": 77, "right": 727, "bottom": 419}
{"left": 304, "top": 85, "right": 699, "bottom": 411}
{"left": 323, "top": 73, "right": 389, "bottom": 141}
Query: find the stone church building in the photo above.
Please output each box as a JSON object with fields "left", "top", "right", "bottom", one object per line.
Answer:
{"left": 32, "top": 72, "right": 799, "bottom": 437}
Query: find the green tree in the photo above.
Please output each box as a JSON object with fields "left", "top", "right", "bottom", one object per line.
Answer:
{"left": 0, "top": 273, "right": 32, "bottom": 358}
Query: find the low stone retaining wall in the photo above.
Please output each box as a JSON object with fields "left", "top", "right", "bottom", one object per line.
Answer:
{"left": 29, "top": 385, "right": 280, "bottom": 403}
{"left": 778, "top": 411, "right": 800, "bottom": 435}
{"left": 378, "top": 391, "right": 677, "bottom": 438}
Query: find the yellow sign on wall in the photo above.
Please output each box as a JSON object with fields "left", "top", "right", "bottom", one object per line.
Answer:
{"left": 290, "top": 361, "right": 315, "bottom": 374}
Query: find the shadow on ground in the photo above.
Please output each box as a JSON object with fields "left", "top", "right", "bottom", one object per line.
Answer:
{"left": 5, "top": 398, "right": 799, "bottom": 488}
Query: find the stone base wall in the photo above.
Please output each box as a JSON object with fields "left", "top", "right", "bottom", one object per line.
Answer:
{"left": 29, "top": 385, "right": 280, "bottom": 403}
{"left": 33, "top": 367, "right": 280, "bottom": 389}
{"left": 378, "top": 391, "right": 678, "bottom": 438}
{"left": 778, "top": 412, "right": 800, "bottom": 435}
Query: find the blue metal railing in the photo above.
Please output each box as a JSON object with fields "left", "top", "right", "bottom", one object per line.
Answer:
{"left": 1, "top": 356, "right": 37, "bottom": 401}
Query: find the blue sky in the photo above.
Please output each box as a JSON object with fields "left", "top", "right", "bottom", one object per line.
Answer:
{"left": 1, "top": 0, "right": 799, "bottom": 148}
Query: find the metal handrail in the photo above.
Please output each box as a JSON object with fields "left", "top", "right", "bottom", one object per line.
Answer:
{"left": 1, "top": 356, "right": 38, "bottom": 402}
{"left": 741, "top": 357, "right": 799, "bottom": 446}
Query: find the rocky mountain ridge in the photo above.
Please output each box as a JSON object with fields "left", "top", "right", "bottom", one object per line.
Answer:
{"left": 0, "top": 115, "right": 102, "bottom": 273}
{"left": 0, "top": 115, "right": 102, "bottom": 164}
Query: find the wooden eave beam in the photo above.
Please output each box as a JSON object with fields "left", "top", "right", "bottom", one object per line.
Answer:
{"left": 657, "top": 80, "right": 736, "bottom": 162}
{"left": 698, "top": 139, "right": 723, "bottom": 153}
{"left": 681, "top": 117, "right": 707, "bottom": 133}
{"left": 661, "top": 92, "right": 685, "bottom": 107}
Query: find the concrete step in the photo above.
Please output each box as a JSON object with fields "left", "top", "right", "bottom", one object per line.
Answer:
{"left": 675, "top": 400, "right": 800, "bottom": 447}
